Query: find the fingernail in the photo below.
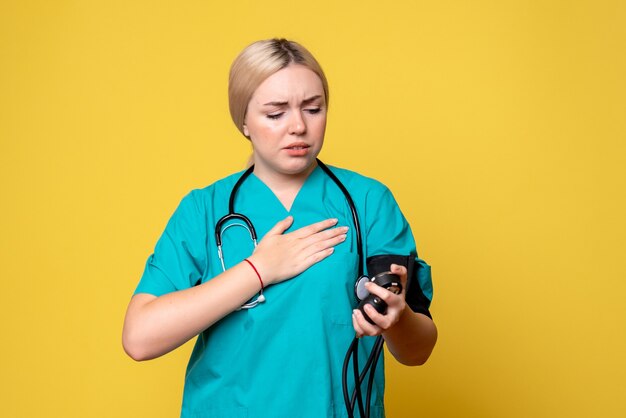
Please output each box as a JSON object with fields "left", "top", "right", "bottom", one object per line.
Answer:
{"left": 339, "top": 234, "right": 347, "bottom": 241}
{"left": 331, "top": 218, "right": 338, "bottom": 224}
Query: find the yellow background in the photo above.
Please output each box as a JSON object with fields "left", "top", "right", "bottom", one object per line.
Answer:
{"left": 1, "top": 1, "right": 625, "bottom": 417}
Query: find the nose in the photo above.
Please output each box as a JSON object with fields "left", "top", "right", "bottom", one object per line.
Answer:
{"left": 288, "top": 111, "right": 306, "bottom": 135}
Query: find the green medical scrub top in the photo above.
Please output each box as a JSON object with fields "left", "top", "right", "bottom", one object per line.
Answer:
{"left": 135, "top": 164, "right": 433, "bottom": 418}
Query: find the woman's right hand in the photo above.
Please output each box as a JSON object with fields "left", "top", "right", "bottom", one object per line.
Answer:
{"left": 123, "top": 216, "right": 347, "bottom": 361}
{"left": 247, "top": 216, "right": 348, "bottom": 286}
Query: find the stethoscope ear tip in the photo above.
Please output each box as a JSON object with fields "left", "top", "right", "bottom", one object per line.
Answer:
{"left": 258, "top": 294, "right": 266, "bottom": 303}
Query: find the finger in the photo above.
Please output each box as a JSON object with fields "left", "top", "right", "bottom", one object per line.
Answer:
{"left": 364, "top": 282, "right": 396, "bottom": 303}
{"left": 355, "top": 308, "right": 382, "bottom": 335}
{"left": 390, "top": 264, "right": 407, "bottom": 277}
{"left": 297, "top": 229, "right": 350, "bottom": 267}
{"left": 353, "top": 309, "right": 382, "bottom": 336}
{"left": 300, "top": 225, "right": 348, "bottom": 248}
{"left": 390, "top": 264, "right": 408, "bottom": 291}
{"left": 363, "top": 304, "right": 391, "bottom": 330}
{"left": 301, "top": 230, "right": 347, "bottom": 255}
{"left": 299, "top": 247, "right": 336, "bottom": 270}
{"left": 291, "top": 218, "right": 338, "bottom": 238}
{"left": 265, "top": 216, "right": 294, "bottom": 236}
{"left": 352, "top": 311, "right": 364, "bottom": 337}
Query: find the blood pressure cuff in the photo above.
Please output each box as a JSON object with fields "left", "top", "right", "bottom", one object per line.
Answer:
{"left": 366, "top": 254, "right": 433, "bottom": 319}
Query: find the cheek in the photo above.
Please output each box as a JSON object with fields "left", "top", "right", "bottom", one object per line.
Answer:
{"left": 248, "top": 120, "right": 278, "bottom": 141}
{"left": 310, "top": 117, "right": 327, "bottom": 137}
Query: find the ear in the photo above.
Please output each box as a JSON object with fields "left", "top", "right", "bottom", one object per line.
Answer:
{"left": 243, "top": 124, "right": 249, "bottom": 138}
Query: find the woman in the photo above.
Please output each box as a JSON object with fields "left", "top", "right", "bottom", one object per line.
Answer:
{"left": 123, "top": 38, "right": 437, "bottom": 418}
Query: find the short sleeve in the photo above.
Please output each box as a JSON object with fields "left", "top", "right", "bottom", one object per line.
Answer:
{"left": 408, "top": 257, "right": 433, "bottom": 318}
{"left": 134, "top": 191, "right": 208, "bottom": 296}
{"left": 364, "top": 184, "right": 434, "bottom": 318}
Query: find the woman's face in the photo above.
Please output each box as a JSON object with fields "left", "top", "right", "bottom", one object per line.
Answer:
{"left": 244, "top": 64, "right": 327, "bottom": 179}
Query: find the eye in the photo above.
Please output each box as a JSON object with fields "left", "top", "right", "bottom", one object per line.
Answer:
{"left": 305, "top": 108, "right": 322, "bottom": 115}
{"left": 266, "top": 112, "right": 284, "bottom": 120}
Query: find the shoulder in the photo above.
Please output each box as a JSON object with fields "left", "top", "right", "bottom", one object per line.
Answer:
{"left": 324, "top": 164, "right": 392, "bottom": 201}
{"left": 323, "top": 164, "right": 406, "bottom": 227}
{"left": 182, "top": 169, "right": 247, "bottom": 208}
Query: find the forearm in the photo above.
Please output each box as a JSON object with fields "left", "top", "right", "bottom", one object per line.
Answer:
{"left": 122, "top": 260, "right": 262, "bottom": 361}
{"left": 383, "top": 307, "right": 437, "bottom": 366}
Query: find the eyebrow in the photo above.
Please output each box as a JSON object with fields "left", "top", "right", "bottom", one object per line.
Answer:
{"left": 262, "top": 95, "right": 323, "bottom": 107}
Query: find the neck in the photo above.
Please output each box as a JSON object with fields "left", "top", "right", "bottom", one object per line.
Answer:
{"left": 252, "top": 161, "right": 318, "bottom": 211}
{"left": 253, "top": 161, "right": 317, "bottom": 190}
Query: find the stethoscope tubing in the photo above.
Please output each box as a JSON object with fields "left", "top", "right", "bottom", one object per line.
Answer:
{"left": 219, "top": 159, "right": 382, "bottom": 417}
{"left": 343, "top": 335, "right": 385, "bottom": 418}
{"left": 315, "top": 160, "right": 364, "bottom": 278}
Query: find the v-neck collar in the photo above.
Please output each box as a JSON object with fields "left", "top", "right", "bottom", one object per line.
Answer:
{"left": 248, "top": 165, "right": 323, "bottom": 214}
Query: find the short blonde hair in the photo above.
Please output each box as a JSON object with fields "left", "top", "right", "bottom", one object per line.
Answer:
{"left": 228, "top": 38, "right": 329, "bottom": 137}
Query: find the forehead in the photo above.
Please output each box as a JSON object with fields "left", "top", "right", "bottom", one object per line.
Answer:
{"left": 251, "top": 65, "right": 324, "bottom": 103}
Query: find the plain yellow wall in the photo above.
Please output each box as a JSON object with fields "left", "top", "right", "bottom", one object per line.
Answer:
{"left": 1, "top": 1, "right": 625, "bottom": 417}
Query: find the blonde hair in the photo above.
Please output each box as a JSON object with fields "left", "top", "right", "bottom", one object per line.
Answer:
{"left": 228, "top": 38, "right": 329, "bottom": 138}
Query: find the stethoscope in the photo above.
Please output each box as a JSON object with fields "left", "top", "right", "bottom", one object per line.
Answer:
{"left": 214, "top": 158, "right": 397, "bottom": 418}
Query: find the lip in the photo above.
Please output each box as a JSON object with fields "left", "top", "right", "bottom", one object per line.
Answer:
{"left": 283, "top": 142, "right": 310, "bottom": 150}
{"left": 283, "top": 142, "right": 311, "bottom": 157}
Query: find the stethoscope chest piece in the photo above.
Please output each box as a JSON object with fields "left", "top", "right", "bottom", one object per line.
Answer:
{"left": 214, "top": 170, "right": 263, "bottom": 310}
{"left": 354, "top": 275, "right": 371, "bottom": 301}
{"left": 354, "top": 272, "right": 402, "bottom": 302}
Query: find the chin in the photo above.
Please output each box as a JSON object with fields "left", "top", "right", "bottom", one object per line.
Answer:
{"left": 280, "top": 158, "right": 317, "bottom": 176}
{"left": 254, "top": 152, "right": 320, "bottom": 179}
